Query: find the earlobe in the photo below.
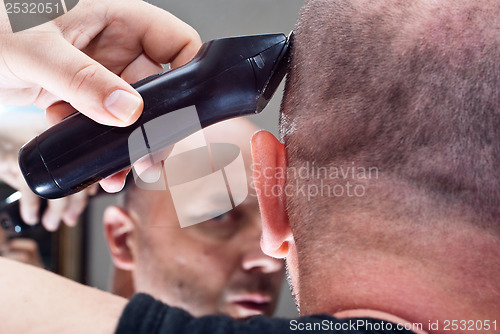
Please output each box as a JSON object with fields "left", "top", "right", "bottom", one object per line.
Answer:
{"left": 251, "top": 131, "right": 293, "bottom": 259}
{"left": 103, "top": 206, "right": 136, "bottom": 271}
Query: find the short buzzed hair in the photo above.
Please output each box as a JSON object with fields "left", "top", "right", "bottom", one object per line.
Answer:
{"left": 282, "top": 0, "right": 500, "bottom": 232}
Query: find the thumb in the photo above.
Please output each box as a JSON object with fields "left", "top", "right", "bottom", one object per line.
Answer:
{"left": 5, "top": 32, "right": 143, "bottom": 127}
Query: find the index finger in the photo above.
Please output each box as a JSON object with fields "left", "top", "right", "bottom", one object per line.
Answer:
{"left": 59, "top": 0, "right": 202, "bottom": 68}
{"left": 130, "top": 2, "right": 202, "bottom": 68}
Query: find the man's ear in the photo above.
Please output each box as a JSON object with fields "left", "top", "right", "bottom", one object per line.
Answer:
{"left": 251, "top": 131, "right": 293, "bottom": 259}
{"left": 103, "top": 206, "right": 136, "bottom": 271}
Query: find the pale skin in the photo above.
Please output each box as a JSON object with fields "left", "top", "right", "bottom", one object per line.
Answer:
{"left": 0, "top": 131, "right": 497, "bottom": 333}
{"left": 0, "top": 1, "right": 498, "bottom": 333}
{"left": 0, "top": 0, "right": 200, "bottom": 330}
{"left": 0, "top": 0, "right": 202, "bottom": 229}
{"left": 103, "top": 119, "right": 284, "bottom": 319}
{"left": 250, "top": 131, "right": 500, "bottom": 334}
{"left": 0, "top": 131, "right": 427, "bottom": 333}
{"left": 0, "top": 256, "right": 127, "bottom": 334}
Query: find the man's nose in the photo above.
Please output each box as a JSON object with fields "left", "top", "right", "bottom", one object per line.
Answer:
{"left": 241, "top": 248, "right": 283, "bottom": 274}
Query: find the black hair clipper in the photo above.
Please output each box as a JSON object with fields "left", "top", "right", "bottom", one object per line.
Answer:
{"left": 19, "top": 33, "right": 292, "bottom": 199}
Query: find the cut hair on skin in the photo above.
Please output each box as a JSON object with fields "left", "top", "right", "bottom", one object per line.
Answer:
{"left": 281, "top": 0, "right": 500, "bottom": 237}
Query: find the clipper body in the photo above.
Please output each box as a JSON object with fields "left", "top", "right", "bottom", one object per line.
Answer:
{"left": 19, "top": 33, "right": 291, "bottom": 199}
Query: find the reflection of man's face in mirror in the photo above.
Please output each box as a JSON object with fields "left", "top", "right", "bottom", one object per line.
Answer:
{"left": 104, "top": 118, "right": 285, "bottom": 319}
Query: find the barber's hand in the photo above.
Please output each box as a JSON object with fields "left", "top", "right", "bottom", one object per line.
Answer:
{"left": 0, "top": 137, "right": 97, "bottom": 230}
{"left": 0, "top": 0, "right": 201, "bottom": 192}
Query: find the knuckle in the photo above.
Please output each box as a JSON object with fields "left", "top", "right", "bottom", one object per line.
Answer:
{"left": 191, "top": 29, "right": 202, "bottom": 44}
{"left": 69, "top": 63, "right": 100, "bottom": 94}
{"left": 187, "top": 27, "right": 202, "bottom": 47}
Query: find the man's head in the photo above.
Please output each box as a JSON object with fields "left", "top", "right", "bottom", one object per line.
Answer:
{"left": 252, "top": 0, "right": 500, "bottom": 325}
{"left": 104, "top": 118, "right": 284, "bottom": 319}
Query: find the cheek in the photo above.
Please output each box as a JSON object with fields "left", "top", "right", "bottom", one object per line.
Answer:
{"left": 178, "top": 244, "right": 239, "bottom": 314}
{"left": 135, "top": 230, "right": 191, "bottom": 284}
{"left": 172, "top": 239, "right": 238, "bottom": 292}
{"left": 198, "top": 244, "right": 237, "bottom": 281}
{"left": 197, "top": 244, "right": 243, "bottom": 297}
{"left": 135, "top": 235, "right": 232, "bottom": 313}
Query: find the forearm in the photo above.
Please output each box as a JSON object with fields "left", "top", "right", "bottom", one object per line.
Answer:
{"left": 0, "top": 257, "right": 127, "bottom": 334}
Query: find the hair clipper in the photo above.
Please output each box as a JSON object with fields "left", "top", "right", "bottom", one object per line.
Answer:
{"left": 19, "top": 33, "right": 291, "bottom": 199}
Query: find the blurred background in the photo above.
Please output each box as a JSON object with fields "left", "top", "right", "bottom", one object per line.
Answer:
{"left": 0, "top": 0, "right": 304, "bottom": 318}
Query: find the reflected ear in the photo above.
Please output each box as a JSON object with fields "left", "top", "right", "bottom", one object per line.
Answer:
{"left": 251, "top": 131, "right": 293, "bottom": 259}
{"left": 103, "top": 206, "right": 136, "bottom": 271}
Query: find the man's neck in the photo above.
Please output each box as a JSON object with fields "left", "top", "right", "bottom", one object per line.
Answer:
{"left": 334, "top": 309, "right": 429, "bottom": 334}
{"left": 297, "top": 217, "right": 500, "bottom": 334}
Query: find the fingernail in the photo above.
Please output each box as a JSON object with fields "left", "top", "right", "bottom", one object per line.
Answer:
{"left": 43, "top": 217, "right": 59, "bottom": 232}
{"left": 28, "top": 215, "right": 37, "bottom": 224}
{"left": 23, "top": 212, "right": 38, "bottom": 225}
{"left": 105, "top": 90, "right": 142, "bottom": 124}
{"left": 63, "top": 213, "right": 78, "bottom": 227}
